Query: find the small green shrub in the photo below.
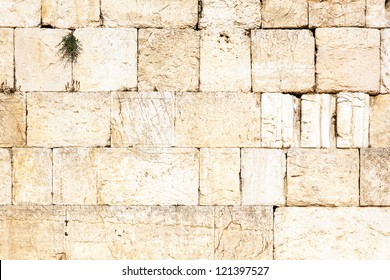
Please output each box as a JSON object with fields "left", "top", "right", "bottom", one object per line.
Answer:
{"left": 57, "top": 32, "right": 82, "bottom": 65}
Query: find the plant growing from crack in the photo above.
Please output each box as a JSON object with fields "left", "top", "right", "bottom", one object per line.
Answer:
{"left": 0, "top": 79, "right": 20, "bottom": 95}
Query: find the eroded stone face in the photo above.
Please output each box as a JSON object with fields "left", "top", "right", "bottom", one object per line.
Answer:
{"left": 0, "top": 28, "right": 14, "bottom": 86}
{"left": 262, "top": 0, "right": 307, "bottom": 28}
{"left": 370, "top": 94, "right": 390, "bottom": 147}
{"left": 366, "top": 0, "right": 390, "bottom": 28}
{"left": 0, "top": 0, "right": 41, "bottom": 27}
{"left": 0, "top": 149, "right": 11, "bottom": 205}
{"left": 381, "top": 29, "right": 390, "bottom": 93}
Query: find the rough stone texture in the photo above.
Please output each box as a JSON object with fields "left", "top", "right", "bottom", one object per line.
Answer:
{"left": 275, "top": 207, "right": 390, "bottom": 259}
{"left": 138, "top": 29, "right": 199, "bottom": 92}
{"left": 12, "top": 148, "right": 53, "bottom": 205}
{"left": 0, "top": 29, "right": 14, "bottom": 86}
{"left": 365, "top": 0, "right": 390, "bottom": 28}
{"left": 381, "top": 29, "right": 390, "bottom": 93}
{"left": 316, "top": 28, "right": 380, "bottom": 93}
{"left": 252, "top": 30, "right": 315, "bottom": 93}
{"left": 15, "top": 28, "right": 72, "bottom": 92}
{"left": 0, "top": 93, "right": 26, "bottom": 147}
{"left": 370, "top": 94, "right": 390, "bottom": 147}
{"left": 301, "top": 94, "right": 336, "bottom": 148}
{"left": 336, "top": 93, "right": 369, "bottom": 148}
{"left": 111, "top": 92, "right": 174, "bottom": 147}
{"left": 0, "top": 0, "right": 41, "bottom": 27}
{"left": 27, "top": 92, "right": 111, "bottom": 147}
{"left": 175, "top": 92, "right": 261, "bottom": 147}
{"left": 199, "top": 149, "right": 240, "bottom": 205}
{"left": 0, "top": 149, "right": 11, "bottom": 205}
{"left": 241, "top": 149, "right": 286, "bottom": 206}
{"left": 101, "top": 0, "right": 198, "bottom": 28}
{"left": 287, "top": 149, "right": 359, "bottom": 206}
{"left": 200, "top": 0, "right": 261, "bottom": 29}
{"left": 214, "top": 206, "right": 273, "bottom": 260}
{"left": 42, "top": 0, "right": 100, "bottom": 28}
{"left": 73, "top": 28, "right": 137, "bottom": 91}
{"left": 262, "top": 0, "right": 308, "bottom": 28}
{"left": 261, "top": 93, "right": 300, "bottom": 148}
{"left": 200, "top": 29, "right": 251, "bottom": 92}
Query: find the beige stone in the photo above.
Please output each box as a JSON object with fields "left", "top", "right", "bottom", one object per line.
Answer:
{"left": 381, "top": 29, "right": 390, "bottom": 93}
{"left": 175, "top": 92, "right": 261, "bottom": 147}
{"left": 12, "top": 148, "right": 53, "bottom": 205}
{"left": 0, "top": 29, "right": 14, "bottom": 86}
{"left": 199, "top": 148, "right": 240, "bottom": 205}
{"left": 215, "top": 206, "right": 273, "bottom": 260}
{"left": 262, "top": 0, "right": 307, "bottom": 28}
{"left": 370, "top": 94, "right": 390, "bottom": 147}
{"left": 316, "top": 28, "right": 380, "bottom": 92}
{"left": 27, "top": 92, "right": 111, "bottom": 147}
{"left": 0, "top": 0, "right": 41, "bottom": 27}
{"left": 0, "top": 149, "right": 11, "bottom": 205}
{"left": 275, "top": 207, "right": 390, "bottom": 259}
{"left": 101, "top": 0, "right": 198, "bottom": 28}
{"left": 252, "top": 30, "right": 315, "bottom": 92}
{"left": 138, "top": 29, "right": 199, "bottom": 92}
{"left": 0, "top": 93, "right": 26, "bottom": 147}
{"left": 111, "top": 92, "right": 174, "bottom": 147}
{"left": 200, "top": 29, "right": 251, "bottom": 92}
{"left": 366, "top": 0, "right": 390, "bottom": 27}
{"left": 73, "top": 28, "right": 137, "bottom": 91}
{"left": 241, "top": 149, "right": 286, "bottom": 206}
{"left": 287, "top": 149, "right": 359, "bottom": 206}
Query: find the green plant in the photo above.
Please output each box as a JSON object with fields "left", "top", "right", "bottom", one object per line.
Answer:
{"left": 0, "top": 80, "right": 20, "bottom": 95}
{"left": 57, "top": 32, "right": 82, "bottom": 65}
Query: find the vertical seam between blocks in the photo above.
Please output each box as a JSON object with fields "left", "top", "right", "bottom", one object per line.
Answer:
{"left": 10, "top": 148, "right": 14, "bottom": 206}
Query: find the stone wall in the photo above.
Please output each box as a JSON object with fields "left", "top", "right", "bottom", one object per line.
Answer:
{"left": 1, "top": 0, "right": 390, "bottom": 260}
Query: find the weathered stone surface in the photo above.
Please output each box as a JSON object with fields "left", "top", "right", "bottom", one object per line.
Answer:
{"left": 200, "top": 0, "right": 261, "bottom": 29}
{"left": 15, "top": 28, "right": 72, "bottom": 92}
{"left": 0, "top": 149, "right": 11, "bottom": 205}
{"left": 316, "top": 28, "right": 380, "bottom": 92}
{"left": 370, "top": 95, "right": 390, "bottom": 147}
{"left": 12, "top": 148, "right": 53, "bottom": 205}
{"left": 111, "top": 92, "right": 174, "bottom": 147}
{"left": 0, "top": 93, "right": 26, "bottom": 147}
{"left": 366, "top": 0, "right": 390, "bottom": 27}
{"left": 241, "top": 149, "right": 286, "bottom": 206}
{"left": 336, "top": 93, "right": 369, "bottom": 148}
{"left": 199, "top": 149, "right": 240, "bottom": 205}
{"left": 252, "top": 30, "right": 315, "bottom": 92}
{"left": 138, "top": 29, "right": 199, "bottom": 92}
{"left": 175, "top": 92, "right": 261, "bottom": 147}
{"left": 200, "top": 29, "right": 251, "bottom": 92}
{"left": 287, "top": 149, "right": 359, "bottom": 206}
{"left": 27, "top": 92, "right": 111, "bottom": 147}
{"left": 0, "top": 0, "right": 41, "bottom": 27}
{"left": 215, "top": 206, "right": 273, "bottom": 260}
{"left": 262, "top": 0, "right": 307, "bottom": 28}
{"left": 261, "top": 93, "right": 300, "bottom": 148}
{"left": 275, "top": 207, "right": 390, "bottom": 259}
{"left": 301, "top": 94, "right": 336, "bottom": 148}
{"left": 101, "top": 0, "right": 198, "bottom": 28}
{"left": 381, "top": 29, "right": 390, "bottom": 93}
{"left": 0, "top": 29, "right": 14, "bottom": 86}
{"left": 73, "top": 28, "right": 137, "bottom": 91}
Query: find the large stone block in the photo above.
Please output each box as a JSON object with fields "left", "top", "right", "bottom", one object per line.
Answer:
{"left": 0, "top": 0, "right": 41, "bottom": 27}
{"left": 0, "top": 28, "right": 14, "bottom": 86}
{"left": 366, "top": 0, "right": 390, "bottom": 27}
{"left": 370, "top": 94, "right": 390, "bottom": 147}
{"left": 381, "top": 29, "right": 390, "bottom": 93}
{"left": 0, "top": 149, "right": 11, "bottom": 205}
{"left": 138, "top": 29, "right": 199, "bottom": 92}
{"left": 262, "top": 0, "right": 307, "bottom": 28}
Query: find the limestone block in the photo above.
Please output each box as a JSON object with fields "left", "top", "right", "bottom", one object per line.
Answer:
{"left": 252, "top": 30, "right": 315, "bottom": 92}
{"left": 381, "top": 29, "right": 390, "bottom": 93}
{"left": 199, "top": 148, "right": 240, "bottom": 205}
{"left": 101, "top": 0, "right": 198, "bottom": 28}
{"left": 0, "top": 29, "right": 14, "bottom": 86}
{"left": 175, "top": 92, "right": 261, "bottom": 147}
{"left": 111, "top": 92, "right": 174, "bottom": 147}
{"left": 370, "top": 95, "right": 390, "bottom": 147}
{"left": 336, "top": 93, "right": 369, "bottom": 148}
{"left": 316, "top": 28, "right": 380, "bottom": 93}
{"left": 27, "top": 92, "right": 111, "bottom": 147}
{"left": 214, "top": 206, "right": 273, "bottom": 260}
{"left": 15, "top": 28, "right": 72, "bottom": 92}
{"left": 0, "top": 0, "right": 41, "bottom": 27}
{"left": 138, "top": 29, "right": 199, "bottom": 92}
{"left": 200, "top": 29, "right": 251, "bottom": 92}
{"left": 261, "top": 93, "right": 300, "bottom": 148}
{"left": 0, "top": 149, "right": 11, "bottom": 205}
{"left": 73, "top": 28, "right": 137, "bottom": 91}
{"left": 365, "top": 0, "right": 390, "bottom": 27}
{"left": 200, "top": 0, "right": 261, "bottom": 28}
{"left": 67, "top": 206, "right": 214, "bottom": 259}
{"left": 275, "top": 207, "right": 390, "bottom": 259}
{"left": 262, "top": 0, "right": 308, "bottom": 28}
{"left": 12, "top": 148, "right": 53, "bottom": 205}
{"left": 241, "top": 149, "right": 286, "bottom": 206}
{"left": 287, "top": 149, "right": 359, "bottom": 206}
{"left": 0, "top": 93, "right": 26, "bottom": 147}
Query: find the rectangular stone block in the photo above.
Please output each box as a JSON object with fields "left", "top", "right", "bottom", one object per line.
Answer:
{"left": 381, "top": 29, "right": 390, "bottom": 93}
{"left": 175, "top": 92, "right": 261, "bottom": 147}
{"left": 101, "top": 0, "right": 198, "bottom": 28}
{"left": 241, "top": 149, "right": 286, "bottom": 206}
{"left": 0, "top": 28, "right": 14, "bottom": 86}
{"left": 0, "top": 149, "right": 11, "bottom": 205}
{"left": 199, "top": 148, "right": 240, "bottom": 205}
{"left": 370, "top": 95, "right": 390, "bottom": 147}
{"left": 252, "top": 30, "right": 315, "bottom": 92}
{"left": 275, "top": 207, "right": 390, "bottom": 259}
{"left": 316, "top": 28, "right": 380, "bottom": 92}
{"left": 138, "top": 29, "right": 199, "bottom": 92}
{"left": 0, "top": 0, "right": 41, "bottom": 27}
{"left": 366, "top": 0, "right": 390, "bottom": 27}
{"left": 111, "top": 92, "right": 174, "bottom": 147}
{"left": 214, "top": 206, "right": 273, "bottom": 260}
{"left": 73, "top": 28, "right": 137, "bottom": 91}
{"left": 287, "top": 149, "right": 359, "bottom": 206}
{"left": 262, "top": 0, "right": 307, "bottom": 28}
{"left": 27, "top": 92, "right": 111, "bottom": 147}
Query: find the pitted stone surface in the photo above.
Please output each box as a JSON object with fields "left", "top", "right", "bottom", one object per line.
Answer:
{"left": 370, "top": 94, "right": 390, "bottom": 147}
{"left": 0, "top": 0, "right": 41, "bottom": 27}
{"left": 0, "top": 29, "right": 14, "bottom": 86}
{"left": 262, "top": 0, "right": 307, "bottom": 28}
{"left": 0, "top": 149, "right": 11, "bottom": 205}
